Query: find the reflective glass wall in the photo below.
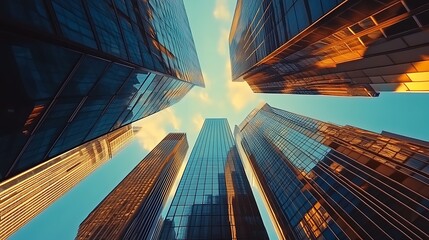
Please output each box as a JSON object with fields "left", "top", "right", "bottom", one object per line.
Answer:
{"left": 0, "top": 125, "right": 133, "bottom": 238}
{"left": 77, "top": 133, "right": 188, "bottom": 240}
{"left": 236, "top": 103, "right": 429, "bottom": 239}
{"left": 159, "top": 119, "right": 268, "bottom": 240}
{"left": 0, "top": 0, "right": 203, "bottom": 180}
{"left": 229, "top": 0, "right": 429, "bottom": 96}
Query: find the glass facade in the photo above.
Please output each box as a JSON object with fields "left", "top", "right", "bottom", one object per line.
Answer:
{"left": 159, "top": 119, "right": 268, "bottom": 240}
{"left": 0, "top": 125, "right": 134, "bottom": 239}
{"left": 236, "top": 103, "right": 429, "bottom": 239}
{"left": 229, "top": 0, "right": 429, "bottom": 96}
{"left": 77, "top": 133, "right": 188, "bottom": 240}
{"left": 0, "top": 0, "right": 203, "bottom": 181}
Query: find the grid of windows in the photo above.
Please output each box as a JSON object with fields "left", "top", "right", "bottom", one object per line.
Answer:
{"left": 77, "top": 133, "right": 188, "bottom": 240}
{"left": 0, "top": 0, "right": 203, "bottom": 181}
{"left": 236, "top": 103, "right": 429, "bottom": 239}
{"left": 230, "top": 0, "right": 429, "bottom": 96}
{"left": 0, "top": 126, "right": 133, "bottom": 239}
{"left": 159, "top": 119, "right": 268, "bottom": 240}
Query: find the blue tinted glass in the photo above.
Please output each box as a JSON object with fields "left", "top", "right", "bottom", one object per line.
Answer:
{"left": 62, "top": 56, "right": 109, "bottom": 97}
{"left": 118, "top": 74, "right": 159, "bottom": 126}
{"left": 117, "top": 72, "right": 148, "bottom": 96}
{"left": 113, "top": 0, "right": 127, "bottom": 15}
{"left": 14, "top": 98, "right": 81, "bottom": 173}
{"left": 10, "top": 41, "right": 80, "bottom": 99}
{"left": 295, "top": 0, "right": 309, "bottom": 31}
{"left": 52, "top": 0, "right": 97, "bottom": 48}
{"left": 0, "top": 0, "right": 53, "bottom": 32}
{"left": 308, "top": 0, "right": 323, "bottom": 21}
{"left": 49, "top": 96, "right": 110, "bottom": 157}
{"left": 87, "top": 0, "right": 127, "bottom": 58}
{"left": 90, "top": 63, "right": 132, "bottom": 96}
{"left": 160, "top": 119, "right": 268, "bottom": 239}
{"left": 118, "top": 15, "right": 142, "bottom": 64}
{"left": 84, "top": 94, "right": 131, "bottom": 141}
{"left": 322, "top": 0, "right": 339, "bottom": 13}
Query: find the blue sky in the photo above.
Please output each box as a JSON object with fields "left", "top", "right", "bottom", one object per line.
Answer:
{"left": 11, "top": 0, "right": 429, "bottom": 239}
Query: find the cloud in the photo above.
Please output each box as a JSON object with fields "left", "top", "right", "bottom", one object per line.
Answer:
{"left": 192, "top": 113, "right": 204, "bottom": 132}
{"left": 186, "top": 71, "right": 212, "bottom": 104}
{"left": 213, "top": 0, "right": 231, "bottom": 21}
{"left": 217, "top": 28, "right": 230, "bottom": 56}
{"left": 202, "top": 71, "right": 210, "bottom": 87}
{"left": 134, "top": 108, "right": 181, "bottom": 151}
{"left": 225, "top": 59, "right": 259, "bottom": 111}
{"left": 228, "top": 81, "right": 256, "bottom": 111}
{"left": 198, "top": 92, "right": 211, "bottom": 103}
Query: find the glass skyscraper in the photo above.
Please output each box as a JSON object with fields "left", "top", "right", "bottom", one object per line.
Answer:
{"left": 0, "top": 0, "right": 203, "bottom": 181}
{"left": 159, "top": 119, "right": 268, "bottom": 240}
{"left": 0, "top": 125, "right": 134, "bottom": 238}
{"left": 235, "top": 103, "right": 429, "bottom": 239}
{"left": 229, "top": 0, "right": 429, "bottom": 96}
{"left": 76, "top": 133, "right": 188, "bottom": 240}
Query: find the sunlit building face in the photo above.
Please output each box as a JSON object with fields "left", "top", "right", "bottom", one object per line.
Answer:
{"left": 77, "top": 133, "right": 188, "bottom": 240}
{"left": 0, "top": 0, "right": 203, "bottom": 181}
{"left": 229, "top": 0, "right": 429, "bottom": 96}
{"left": 159, "top": 119, "right": 269, "bottom": 240}
{"left": 236, "top": 103, "right": 429, "bottom": 239}
{"left": 0, "top": 126, "right": 134, "bottom": 239}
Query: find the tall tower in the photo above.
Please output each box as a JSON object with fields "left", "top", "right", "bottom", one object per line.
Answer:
{"left": 229, "top": 0, "right": 429, "bottom": 96}
{"left": 0, "top": 125, "right": 134, "bottom": 238}
{"left": 159, "top": 119, "right": 268, "bottom": 240}
{"left": 0, "top": 0, "right": 204, "bottom": 181}
{"left": 76, "top": 133, "right": 188, "bottom": 240}
{"left": 235, "top": 103, "right": 429, "bottom": 239}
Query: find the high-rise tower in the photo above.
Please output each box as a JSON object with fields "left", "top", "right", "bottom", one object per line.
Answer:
{"left": 235, "top": 103, "right": 429, "bottom": 239}
{"left": 229, "top": 0, "right": 429, "bottom": 96}
{"left": 76, "top": 133, "right": 188, "bottom": 240}
{"left": 0, "top": 0, "right": 203, "bottom": 181}
{"left": 0, "top": 125, "right": 134, "bottom": 238}
{"left": 159, "top": 119, "right": 268, "bottom": 240}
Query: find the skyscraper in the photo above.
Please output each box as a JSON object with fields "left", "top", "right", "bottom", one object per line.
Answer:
{"left": 76, "top": 133, "right": 188, "bottom": 240}
{"left": 229, "top": 0, "right": 429, "bottom": 96}
{"left": 0, "top": 125, "right": 133, "bottom": 239}
{"left": 235, "top": 103, "right": 429, "bottom": 239}
{"left": 0, "top": 0, "right": 203, "bottom": 181}
{"left": 159, "top": 119, "right": 268, "bottom": 240}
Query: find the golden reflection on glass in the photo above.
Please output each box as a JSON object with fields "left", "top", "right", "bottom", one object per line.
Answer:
{"left": 77, "top": 134, "right": 187, "bottom": 240}
{"left": 230, "top": 0, "right": 429, "bottom": 96}
{"left": 22, "top": 104, "right": 45, "bottom": 134}
{"left": 0, "top": 126, "right": 133, "bottom": 239}
{"left": 299, "top": 202, "right": 329, "bottom": 239}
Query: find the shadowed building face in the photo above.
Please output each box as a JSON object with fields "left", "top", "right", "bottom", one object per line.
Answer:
{"left": 76, "top": 133, "right": 188, "bottom": 240}
{"left": 0, "top": 0, "right": 203, "bottom": 181}
{"left": 235, "top": 103, "right": 429, "bottom": 239}
{"left": 159, "top": 119, "right": 268, "bottom": 240}
{"left": 229, "top": 0, "right": 429, "bottom": 96}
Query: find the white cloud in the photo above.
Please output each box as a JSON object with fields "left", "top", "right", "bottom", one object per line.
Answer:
{"left": 217, "top": 28, "right": 230, "bottom": 56}
{"left": 192, "top": 113, "right": 204, "bottom": 132}
{"left": 213, "top": 0, "right": 231, "bottom": 21}
{"left": 228, "top": 81, "right": 256, "bottom": 111}
{"left": 199, "top": 92, "right": 211, "bottom": 103}
{"left": 134, "top": 108, "right": 181, "bottom": 151}
{"left": 225, "top": 59, "right": 259, "bottom": 111}
{"left": 202, "top": 71, "right": 210, "bottom": 87}
{"left": 186, "top": 71, "right": 212, "bottom": 104}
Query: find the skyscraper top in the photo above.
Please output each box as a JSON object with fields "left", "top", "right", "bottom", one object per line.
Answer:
{"left": 159, "top": 119, "right": 269, "bottom": 239}
{"left": 229, "top": 0, "right": 429, "bottom": 96}
{"left": 77, "top": 133, "right": 188, "bottom": 240}
{"left": 0, "top": 0, "right": 203, "bottom": 181}
{"left": 236, "top": 104, "right": 429, "bottom": 239}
